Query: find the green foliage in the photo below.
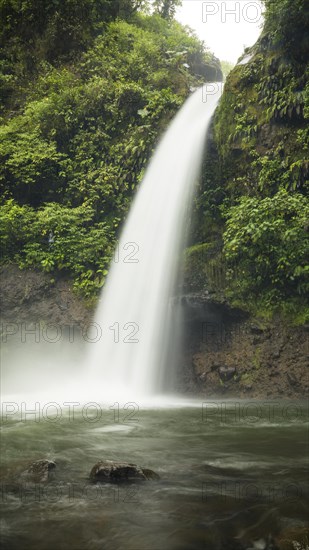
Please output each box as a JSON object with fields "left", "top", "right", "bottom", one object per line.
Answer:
{"left": 223, "top": 190, "right": 309, "bottom": 311}
{"left": 0, "top": 0, "right": 141, "bottom": 59}
{"left": 183, "top": 242, "right": 226, "bottom": 296}
{"left": 220, "top": 60, "right": 235, "bottom": 80}
{"left": 0, "top": 6, "right": 221, "bottom": 295}
{"left": 191, "top": 0, "right": 309, "bottom": 322}
{"left": 262, "top": 0, "right": 309, "bottom": 61}
{"left": 153, "top": 0, "right": 182, "bottom": 20}
{"left": 228, "top": 111, "right": 257, "bottom": 144}
{"left": 257, "top": 62, "right": 307, "bottom": 122}
{"left": 0, "top": 0, "right": 146, "bottom": 114}
{"left": 0, "top": 113, "right": 67, "bottom": 205}
{"left": 0, "top": 200, "right": 113, "bottom": 296}
{"left": 251, "top": 154, "right": 290, "bottom": 194}
{"left": 190, "top": 141, "right": 226, "bottom": 244}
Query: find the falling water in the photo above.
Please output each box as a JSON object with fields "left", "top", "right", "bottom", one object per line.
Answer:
{"left": 87, "top": 84, "right": 222, "bottom": 400}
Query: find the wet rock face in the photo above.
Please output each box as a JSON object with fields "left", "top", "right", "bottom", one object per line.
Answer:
{"left": 23, "top": 460, "right": 56, "bottom": 482}
{"left": 90, "top": 460, "right": 159, "bottom": 483}
{"left": 176, "top": 295, "right": 309, "bottom": 398}
{"left": 218, "top": 366, "right": 236, "bottom": 382}
{"left": 0, "top": 264, "right": 92, "bottom": 330}
{"left": 141, "top": 468, "right": 160, "bottom": 481}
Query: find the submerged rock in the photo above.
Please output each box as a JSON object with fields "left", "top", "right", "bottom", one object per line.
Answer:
{"left": 141, "top": 468, "right": 160, "bottom": 480}
{"left": 246, "top": 537, "right": 278, "bottom": 550}
{"left": 90, "top": 460, "right": 159, "bottom": 483}
{"left": 275, "top": 526, "right": 309, "bottom": 550}
{"left": 22, "top": 459, "right": 56, "bottom": 482}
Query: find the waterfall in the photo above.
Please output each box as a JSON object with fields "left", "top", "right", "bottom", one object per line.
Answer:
{"left": 87, "top": 83, "right": 222, "bottom": 401}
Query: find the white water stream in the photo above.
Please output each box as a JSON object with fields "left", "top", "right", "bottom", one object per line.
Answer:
{"left": 86, "top": 84, "right": 222, "bottom": 400}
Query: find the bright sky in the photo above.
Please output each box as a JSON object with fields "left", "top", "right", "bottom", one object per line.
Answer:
{"left": 175, "top": 0, "right": 264, "bottom": 63}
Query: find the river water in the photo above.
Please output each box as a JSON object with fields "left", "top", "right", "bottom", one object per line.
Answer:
{"left": 1, "top": 400, "right": 308, "bottom": 550}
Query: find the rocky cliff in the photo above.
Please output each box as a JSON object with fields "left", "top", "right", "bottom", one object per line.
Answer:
{"left": 1, "top": 264, "right": 308, "bottom": 398}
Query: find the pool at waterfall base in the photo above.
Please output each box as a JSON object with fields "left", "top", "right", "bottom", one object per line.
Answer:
{"left": 1, "top": 401, "right": 308, "bottom": 550}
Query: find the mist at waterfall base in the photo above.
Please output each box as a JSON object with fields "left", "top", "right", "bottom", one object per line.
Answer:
{"left": 2, "top": 84, "right": 222, "bottom": 406}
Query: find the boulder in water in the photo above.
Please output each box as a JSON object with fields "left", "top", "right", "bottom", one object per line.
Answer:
{"left": 22, "top": 459, "right": 56, "bottom": 482}
{"left": 141, "top": 468, "right": 160, "bottom": 480}
{"left": 90, "top": 460, "right": 159, "bottom": 483}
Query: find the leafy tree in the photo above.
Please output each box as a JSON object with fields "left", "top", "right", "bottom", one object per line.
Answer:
{"left": 262, "top": 0, "right": 309, "bottom": 61}
{"left": 0, "top": 0, "right": 144, "bottom": 112}
{"left": 153, "top": 0, "right": 182, "bottom": 20}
